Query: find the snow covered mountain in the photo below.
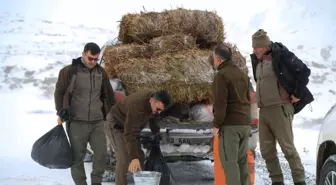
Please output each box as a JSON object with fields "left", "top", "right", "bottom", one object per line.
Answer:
{"left": 1, "top": 0, "right": 335, "bottom": 120}
{"left": 0, "top": 0, "right": 335, "bottom": 184}
{"left": 224, "top": 0, "right": 336, "bottom": 122}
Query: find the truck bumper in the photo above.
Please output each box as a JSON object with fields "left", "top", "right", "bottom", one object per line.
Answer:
{"left": 140, "top": 122, "right": 258, "bottom": 161}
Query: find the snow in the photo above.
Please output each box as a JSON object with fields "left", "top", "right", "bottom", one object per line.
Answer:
{"left": 142, "top": 128, "right": 213, "bottom": 134}
{"left": 143, "top": 143, "right": 212, "bottom": 157}
{"left": 161, "top": 144, "right": 212, "bottom": 154}
{"left": 166, "top": 129, "right": 213, "bottom": 134}
{"left": 293, "top": 128, "right": 320, "bottom": 175}
{"left": 0, "top": 0, "right": 335, "bottom": 184}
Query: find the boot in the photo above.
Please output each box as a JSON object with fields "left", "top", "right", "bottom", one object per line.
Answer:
{"left": 272, "top": 182, "right": 284, "bottom": 185}
{"left": 294, "top": 182, "right": 306, "bottom": 185}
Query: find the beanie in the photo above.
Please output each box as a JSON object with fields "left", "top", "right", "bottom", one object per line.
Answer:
{"left": 252, "top": 29, "right": 271, "bottom": 48}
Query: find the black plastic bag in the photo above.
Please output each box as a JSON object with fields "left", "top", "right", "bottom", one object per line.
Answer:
{"left": 144, "top": 135, "right": 173, "bottom": 185}
{"left": 31, "top": 125, "right": 72, "bottom": 169}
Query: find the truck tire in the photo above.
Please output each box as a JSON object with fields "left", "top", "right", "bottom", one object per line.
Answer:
{"left": 318, "top": 154, "right": 336, "bottom": 185}
{"left": 102, "top": 151, "right": 116, "bottom": 182}
{"left": 83, "top": 149, "right": 93, "bottom": 162}
{"left": 86, "top": 144, "right": 116, "bottom": 182}
{"left": 251, "top": 149, "right": 256, "bottom": 159}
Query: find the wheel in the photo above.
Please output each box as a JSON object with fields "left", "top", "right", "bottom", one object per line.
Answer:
{"left": 251, "top": 149, "right": 256, "bottom": 159}
{"left": 101, "top": 135, "right": 117, "bottom": 182}
{"left": 86, "top": 142, "right": 117, "bottom": 182}
{"left": 318, "top": 154, "right": 336, "bottom": 185}
{"left": 83, "top": 149, "right": 93, "bottom": 162}
{"left": 102, "top": 151, "right": 116, "bottom": 182}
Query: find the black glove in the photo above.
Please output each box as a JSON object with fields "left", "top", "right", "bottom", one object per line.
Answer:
{"left": 149, "top": 133, "right": 162, "bottom": 146}
{"left": 153, "top": 133, "right": 162, "bottom": 142}
{"left": 57, "top": 108, "right": 70, "bottom": 122}
{"left": 146, "top": 133, "right": 162, "bottom": 144}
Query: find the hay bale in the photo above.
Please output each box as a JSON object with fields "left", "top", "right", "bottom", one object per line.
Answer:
{"left": 149, "top": 34, "right": 196, "bottom": 56}
{"left": 227, "top": 43, "right": 248, "bottom": 74}
{"left": 118, "top": 8, "right": 225, "bottom": 48}
{"left": 103, "top": 34, "right": 196, "bottom": 67}
{"left": 104, "top": 49, "right": 215, "bottom": 103}
{"left": 105, "top": 43, "right": 147, "bottom": 59}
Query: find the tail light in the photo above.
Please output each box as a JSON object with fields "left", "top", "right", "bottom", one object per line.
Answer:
{"left": 250, "top": 91, "right": 257, "bottom": 104}
{"left": 113, "top": 91, "right": 126, "bottom": 102}
{"left": 252, "top": 119, "right": 259, "bottom": 125}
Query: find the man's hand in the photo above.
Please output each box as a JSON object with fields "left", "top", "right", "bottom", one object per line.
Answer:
{"left": 291, "top": 95, "right": 300, "bottom": 103}
{"left": 213, "top": 127, "right": 219, "bottom": 136}
{"left": 128, "top": 158, "right": 142, "bottom": 173}
{"left": 57, "top": 116, "right": 63, "bottom": 125}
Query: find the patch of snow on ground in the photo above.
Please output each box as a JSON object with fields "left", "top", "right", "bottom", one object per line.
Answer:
{"left": 161, "top": 143, "right": 211, "bottom": 154}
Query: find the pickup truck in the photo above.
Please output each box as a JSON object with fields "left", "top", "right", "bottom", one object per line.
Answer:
{"left": 84, "top": 41, "right": 260, "bottom": 182}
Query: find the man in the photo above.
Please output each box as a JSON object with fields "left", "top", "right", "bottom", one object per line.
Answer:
{"left": 212, "top": 43, "right": 252, "bottom": 185}
{"left": 54, "top": 42, "right": 116, "bottom": 185}
{"left": 250, "top": 29, "right": 314, "bottom": 185}
{"left": 105, "top": 90, "right": 172, "bottom": 185}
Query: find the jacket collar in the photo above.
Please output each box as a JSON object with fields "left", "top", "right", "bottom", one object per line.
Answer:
{"left": 73, "top": 57, "right": 99, "bottom": 70}
{"left": 217, "top": 60, "right": 233, "bottom": 70}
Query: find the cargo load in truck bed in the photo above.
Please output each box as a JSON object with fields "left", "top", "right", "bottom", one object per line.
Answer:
{"left": 118, "top": 8, "right": 225, "bottom": 48}
{"left": 103, "top": 8, "right": 248, "bottom": 104}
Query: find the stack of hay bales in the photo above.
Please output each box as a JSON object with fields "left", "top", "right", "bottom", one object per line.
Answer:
{"left": 103, "top": 8, "right": 247, "bottom": 104}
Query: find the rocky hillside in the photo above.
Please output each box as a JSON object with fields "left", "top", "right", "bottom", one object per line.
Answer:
{"left": 0, "top": 0, "right": 335, "bottom": 121}
{"left": 0, "top": 12, "right": 116, "bottom": 97}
